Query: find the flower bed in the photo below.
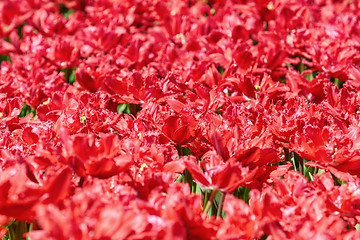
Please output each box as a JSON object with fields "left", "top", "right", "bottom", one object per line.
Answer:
{"left": 1, "top": 0, "right": 360, "bottom": 239}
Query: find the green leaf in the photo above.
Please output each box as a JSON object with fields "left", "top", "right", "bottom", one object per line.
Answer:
{"left": 68, "top": 70, "right": 76, "bottom": 84}
{"left": 217, "top": 66, "right": 225, "bottom": 76}
{"left": 183, "top": 169, "right": 196, "bottom": 192}
{"left": 0, "top": 55, "right": 11, "bottom": 63}
{"left": 16, "top": 23, "right": 26, "bottom": 40}
{"left": 18, "top": 104, "right": 36, "bottom": 118}
{"left": 251, "top": 38, "right": 258, "bottom": 45}
{"left": 59, "top": 4, "right": 75, "bottom": 19}
{"left": 1, "top": 234, "right": 10, "bottom": 240}
{"left": 59, "top": 68, "right": 76, "bottom": 84}
{"left": 216, "top": 106, "right": 223, "bottom": 116}
{"left": 331, "top": 173, "right": 346, "bottom": 186}
{"left": 355, "top": 224, "right": 360, "bottom": 230}
{"left": 233, "top": 186, "right": 250, "bottom": 203}
{"left": 331, "top": 77, "right": 343, "bottom": 89}
{"left": 258, "top": 234, "right": 268, "bottom": 240}
{"left": 175, "top": 174, "right": 183, "bottom": 182}
{"left": 195, "top": 183, "right": 202, "bottom": 195}
{"left": 304, "top": 164, "right": 315, "bottom": 182}
{"left": 5, "top": 221, "right": 29, "bottom": 240}
{"left": 117, "top": 104, "right": 130, "bottom": 114}
{"left": 181, "top": 147, "right": 191, "bottom": 156}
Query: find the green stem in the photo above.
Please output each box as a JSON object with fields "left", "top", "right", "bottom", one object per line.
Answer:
{"left": 183, "top": 169, "right": 194, "bottom": 192}
{"left": 65, "top": 68, "right": 70, "bottom": 83}
{"left": 292, "top": 152, "right": 304, "bottom": 174}
{"left": 299, "top": 62, "right": 305, "bottom": 73}
{"left": 299, "top": 156, "right": 304, "bottom": 175}
{"left": 8, "top": 224, "right": 15, "bottom": 240}
{"left": 176, "top": 144, "right": 183, "bottom": 156}
{"left": 283, "top": 147, "right": 290, "bottom": 162}
{"left": 291, "top": 151, "right": 297, "bottom": 172}
{"left": 204, "top": 189, "right": 218, "bottom": 214}
{"left": 203, "top": 190, "right": 209, "bottom": 209}
{"left": 18, "top": 222, "right": 28, "bottom": 240}
{"left": 26, "top": 223, "right": 33, "bottom": 240}
{"left": 216, "top": 193, "right": 225, "bottom": 218}
{"left": 7, "top": 221, "right": 28, "bottom": 240}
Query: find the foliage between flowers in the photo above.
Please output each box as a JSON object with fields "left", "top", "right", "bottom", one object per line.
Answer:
{"left": 1, "top": 0, "right": 360, "bottom": 239}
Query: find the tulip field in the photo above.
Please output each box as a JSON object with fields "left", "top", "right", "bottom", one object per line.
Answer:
{"left": 1, "top": 0, "right": 360, "bottom": 239}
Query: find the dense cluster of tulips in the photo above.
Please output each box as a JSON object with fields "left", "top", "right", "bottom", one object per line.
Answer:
{"left": 1, "top": 0, "right": 360, "bottom": 239}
